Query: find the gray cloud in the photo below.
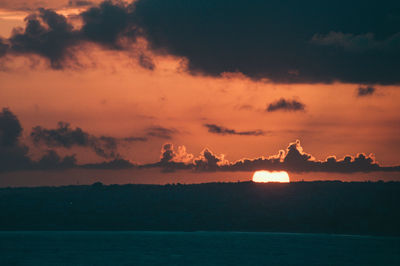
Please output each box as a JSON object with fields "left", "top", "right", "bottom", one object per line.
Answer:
{"left": 357, "top": 86, "right": 376, "bottom": 97}
{"left": 31, "top": 122, "right": 146, "bottom": 159}
{"left": 267, "top": 99, "right": 306, "bottom": 112}
{"left": 204, "top": 124, "right": 265, "bottom": 136}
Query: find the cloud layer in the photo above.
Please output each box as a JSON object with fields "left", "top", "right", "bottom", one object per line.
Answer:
{"left": 134, "top": 0, "right": 400, "bottom": 84}
{"left": 1, "top": 1, "right": 399, "bottom": 84}
{"left": 1, "top": 108, "right": 399, "bottom": 174}
{"left": 150, "top": 140, "right": 400, "bottom": 174}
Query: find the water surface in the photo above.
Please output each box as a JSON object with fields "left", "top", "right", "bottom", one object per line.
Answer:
{"left": 0, "top": 231, "right": 399, "bottom": 265}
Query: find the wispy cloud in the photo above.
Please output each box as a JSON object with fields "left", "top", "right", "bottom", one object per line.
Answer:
{"left": 204, "top": 124, "right": 266, "bottom": 136}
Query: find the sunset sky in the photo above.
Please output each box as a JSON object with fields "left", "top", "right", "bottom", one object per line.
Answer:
{"left": 0, "top": 0, "right": 399, "bottom": 186}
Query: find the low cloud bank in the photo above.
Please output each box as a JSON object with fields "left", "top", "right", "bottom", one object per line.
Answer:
{"left": 150, "top": 140, "right": 400, "bottom": 173}
{"left": 1, "top": 108, "right": 399, "bottom": 173}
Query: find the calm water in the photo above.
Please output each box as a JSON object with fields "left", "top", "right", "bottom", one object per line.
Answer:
{"left": 0, "top": 231, "right": 399, "bottom": 266}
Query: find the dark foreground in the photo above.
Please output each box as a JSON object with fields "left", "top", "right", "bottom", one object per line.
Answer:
{"left": 0, "top": 231, "right": 399, "bottom": 266}
{"left": 0, "top": 181, "right": 399, "bottom": 236}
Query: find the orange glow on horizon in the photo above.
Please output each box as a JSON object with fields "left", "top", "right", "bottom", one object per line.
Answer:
{"left": 252, "top": 171, "right": 290, "bottom": 183}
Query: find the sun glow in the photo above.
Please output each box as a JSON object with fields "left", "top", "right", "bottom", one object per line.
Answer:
{"left": 252, "top": 171, "right": 290, "bottom": 183}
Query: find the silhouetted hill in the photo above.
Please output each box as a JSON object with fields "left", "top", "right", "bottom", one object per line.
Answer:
{"left": 0, "top": 181, "right": 399, "bottom": 236}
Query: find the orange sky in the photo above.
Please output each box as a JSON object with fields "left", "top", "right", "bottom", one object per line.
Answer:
{"left": 2, "top": 48, "right": 399, "bottom": 164}
{"left": 0, "top": 1, "right": 399, "bottom": 185}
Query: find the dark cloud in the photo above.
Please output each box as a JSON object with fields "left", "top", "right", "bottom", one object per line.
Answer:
{"left": 146, "top": 126, "right": 177, "bottom": 139}
{"left": 31, "top": 122, "right": 90, "bottom": 148}
{"left": 0, "top": 108, "right": 77, "bottom": 172}
{"left": 30, "top": 122, "right": 144, "bottom": 159}
{"left": 138, "top": 53, "right": 155, "bottom": 70}
{"left": 0, "top": 38, "right": 9, "bottom": 57}
{"left": 357, "top": 86, "right": 376, "bottom": 97}
{"left": 68, "top": 0, "right": 94, "bottom": 7}
{"left": 311, "top": 32, "right": 400, "bottom": 53}
{"left": 1, "top": 107, "right": 399, "bottom": 174}
{"left": 8, "top": 8, "right": 79, "bottom": 69}
{"left": 0, "top": 144, "right": 32, "bottom": 172}
{"left": 0, "top": 108, "right": 31, "bottom": 172}
{"left": 144, "top": 143, "right": 193, "bottom": 172}
{"left": 1, "top": 2, "right": 140, "bottom": 68}
{"left": 0, "top": 108, "right": 23, "bottom": 147}
{"left": 0, "top": 107, "right": 142, "bottom": 172}
{"left": 193, "top": 149, "right": 226, "bottom": 172}
{"left": 35, "top": 150, "right": 77, "bottom": 170}
{"left": 204, "top": 124, "right": 265, "bottom": 136}
{"left": 80, "top": 1, "right": 137, "bottom": 48}
{"left": 1, "top": 1, "right": 399, "bottom": 84}
{"left": 224, "top": 140, "right": 400, "bottom": 173}
{"left": 93, "top": 135, "right": 118, "bottom": 158}
{"left": 81, "top": 158, "right": 135, "bottom": 169}
{"left": 146, "top": 140, "right": 400, "bottom": 173}
{"left": 267, "top": 99, "right": 305, "bottom": 112}
{"left": 160, "top": 143, "right": 174, "bottom": 163}
{"left": 122, "top": 136, "right": 148, "bottom": 142}
{"left": 146, "top": 143, "right": 224, "bottom": 172}
{"left": 134, "top": 0, "right": 400, "bottom": 84}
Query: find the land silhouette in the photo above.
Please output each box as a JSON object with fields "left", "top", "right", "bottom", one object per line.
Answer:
{"left": 0, "top": 181, "right": 399, "bottom": 236}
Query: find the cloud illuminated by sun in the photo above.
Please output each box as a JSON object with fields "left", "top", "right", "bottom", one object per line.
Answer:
{"left": 252, "top": 171, "right": 290, "bottom": 183}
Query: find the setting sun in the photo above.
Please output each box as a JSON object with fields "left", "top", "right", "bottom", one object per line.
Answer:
{"left": 252, "top": 171, "right": 290, "bottom": 183}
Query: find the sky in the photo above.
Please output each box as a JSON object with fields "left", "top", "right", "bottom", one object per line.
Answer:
{"left": 0, "top": 0, "right": 400, "bottom": 186}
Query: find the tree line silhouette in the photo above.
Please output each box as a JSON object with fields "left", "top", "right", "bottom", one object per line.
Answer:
{"left": 0, "top": 181, "right": 399, "bottom": 236}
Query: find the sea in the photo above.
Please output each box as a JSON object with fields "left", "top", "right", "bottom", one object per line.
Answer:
{"left": 0, "top": 231, "right": 399, "bottom": 265}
